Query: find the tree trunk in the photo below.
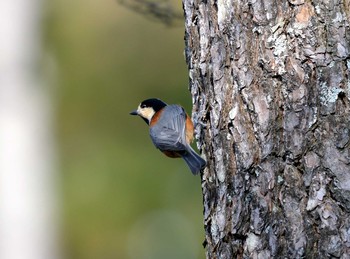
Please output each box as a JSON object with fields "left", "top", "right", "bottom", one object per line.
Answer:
{"left": 0, "top": 1, "right": 58, "bottom": 259}
{"left": 183, "top": 0, "right": 350, "bottom": 258}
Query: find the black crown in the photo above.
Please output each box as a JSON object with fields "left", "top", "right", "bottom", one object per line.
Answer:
{"left": 140, "top": 98, "right": 167, "bottom": 112}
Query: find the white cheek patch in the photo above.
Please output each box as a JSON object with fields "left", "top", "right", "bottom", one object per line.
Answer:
{"left": 138, "top": 107, "right": 155, "bottom": 121}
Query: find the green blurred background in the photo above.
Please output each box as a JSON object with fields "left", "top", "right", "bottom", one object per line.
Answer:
{"left": 44, "top": 0, "right": 204, "bottom": 258}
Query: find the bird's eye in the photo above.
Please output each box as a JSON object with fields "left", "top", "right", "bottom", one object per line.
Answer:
{"left": 141, "top": 104, "right": 147, "bottom": 108}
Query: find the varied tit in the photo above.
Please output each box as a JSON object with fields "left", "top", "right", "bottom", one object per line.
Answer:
{"left": 130, "top": 98, "right": 206, "bottom": 175}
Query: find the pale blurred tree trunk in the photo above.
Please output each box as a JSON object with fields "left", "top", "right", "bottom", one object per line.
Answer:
{"left": 183, "top": 0, "right": 350, "bottom": 258}
{"left": 0, "top": 1, "right": 59, "bottom": 259}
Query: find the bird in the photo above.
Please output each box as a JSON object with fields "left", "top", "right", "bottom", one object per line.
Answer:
{"left": 130, "top": 98, "right": 206, "bottom": 175}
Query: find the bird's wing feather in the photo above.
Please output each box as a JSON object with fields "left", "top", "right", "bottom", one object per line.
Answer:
{"left": 150, "top": 105, "right": 187, "bottom": 151}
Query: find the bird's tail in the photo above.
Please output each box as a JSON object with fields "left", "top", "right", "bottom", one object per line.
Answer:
{"left": 181, "top": 146, "right": 206, "bottom": 175}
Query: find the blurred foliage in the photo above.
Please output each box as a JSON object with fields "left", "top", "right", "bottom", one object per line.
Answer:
{"left": 44, "top": 0, "right": 204, "bottom": 258}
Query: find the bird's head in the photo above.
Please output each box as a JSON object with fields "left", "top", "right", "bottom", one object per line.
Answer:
{"left": 130, "top": 98, "right": 167, "bottom": 124}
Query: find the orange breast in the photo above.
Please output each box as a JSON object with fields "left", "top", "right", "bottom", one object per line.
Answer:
{"left": 185, "top": 115, "right": 194, "bottom": 144}
{"left": 150, "top": 108, "right": 165, "bottom": 126}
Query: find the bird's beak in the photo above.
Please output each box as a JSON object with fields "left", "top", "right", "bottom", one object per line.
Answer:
{"left": 130, "top": 110, "right": 138, "bottom": 115}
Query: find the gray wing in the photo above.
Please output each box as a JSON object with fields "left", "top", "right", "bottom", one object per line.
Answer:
{"left": 149, "top": 105, "right": 188, "bottom": 151}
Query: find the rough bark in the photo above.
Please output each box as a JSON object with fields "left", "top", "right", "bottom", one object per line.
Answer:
{"left": 183, "top": 0, "right": 350, "bottom": 258}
